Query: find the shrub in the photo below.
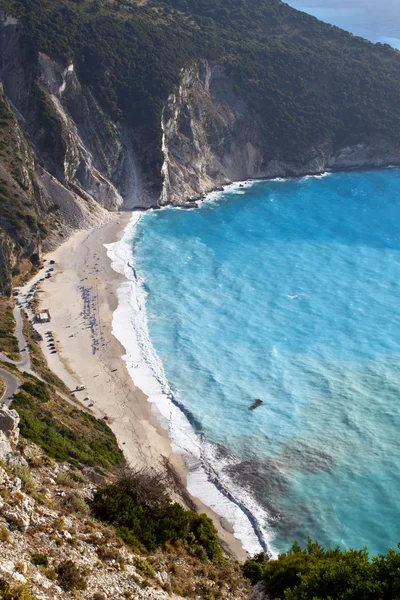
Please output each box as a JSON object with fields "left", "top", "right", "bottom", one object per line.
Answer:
{"left": 189, "top": 513, "right": 223, "bottom": 562}
{"left": 0, "top": 525, "right": 10, "bottom": 542}
{"left": 44, "top": 569, "right": 57, "bottom": 581}
{"left": 21, "top": 380, "right": 49, "bottom": 402}
{"left": 56, "top": 560, "right": 87, "bottom": 591}
{"left": 243, "top": 539, "right": 400, "bottom": 600}
{"left": 56, "top": 471, "right": 77, "bottom": 488}
{"left": 242, "top": 552, "right": 270, "bottom": 585}
{"left": 12, "top": 385, "right": 124, "bottom": 470}
{"left": 0, "top": 579, "right": 35, "bottom": 600}
{"left": 135, "top": 557, "right": 154, "bottom": 578}
{"left": 64, "top": 492, "right": 89, "bottom": 515}
{"left": 93, "top": 468, "right": 222, "bottom": 559}
{"left": 14, "top": 464, "right": 34, "bottom": 492}
{"left": 70, "top": 469, "right": 86, "bottom": 484}
{"left": 31, "top": 552, "right": 48, "bottom": 567}
{"left": 96, "top": 545, "right": 123, "bottom": 563}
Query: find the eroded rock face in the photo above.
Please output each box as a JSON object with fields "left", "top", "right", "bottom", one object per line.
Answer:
{"left": 0, "top": 431, "right": 13, "bottom": 463}
{"left": 247, "top": 583, "right": 269, "bottom": 600}
{"left": 160, "top": 60, "right": 400, "bottom": 205}
{"left": 0, "top": 405, "right": 20, "bottom": 445}
{"left": 0, "top": 14, "right": 156, "bottom": 216}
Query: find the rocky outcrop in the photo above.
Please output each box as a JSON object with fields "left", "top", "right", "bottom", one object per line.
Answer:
{"left": 0, "top": 404, "right": 19, "bottom": 445}
{"left": 247, "top": 583, "right": 269, "bottom": 600}
{"left": 0, "top": 405, "right": 19, "bottom": 462}
{"left": 0, "top": 422, "right": 251, "bottom": 599}
{"left": 0, "top": 431, "right": 12, "bottom": 463}
{"left": 160, "top": 61, "right": 400, "bottom": 205}
{"left": 0, "top": 12, "right": 156, "bottom": 221}
{"left": 0, "top": 14, "right": 400, "bottom": 292}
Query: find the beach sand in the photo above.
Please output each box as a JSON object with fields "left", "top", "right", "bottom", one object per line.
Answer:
{"left": 34, "top": 212, "right": 247, "bottom": 561}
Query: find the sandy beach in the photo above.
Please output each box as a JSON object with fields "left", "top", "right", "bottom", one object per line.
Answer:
{"left": 30, "top": 211, "right": 247, "bottom": 561}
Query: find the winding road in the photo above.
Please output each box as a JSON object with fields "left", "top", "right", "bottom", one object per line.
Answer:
{"left": 0, "top": 367, "right": 21, "bottom": 407}
{"left": 0, "top": 278, "right": 91, "bottom": 414}
{"left": 0, "top": 306, "right": 32, "bottom": 374}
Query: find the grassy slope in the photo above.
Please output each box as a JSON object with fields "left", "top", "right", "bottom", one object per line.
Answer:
{"left": 0, "top": 297, "right": 19, "bottom": 359}
{"left": 10, "top": 367, "right": 124, "bottom": 470}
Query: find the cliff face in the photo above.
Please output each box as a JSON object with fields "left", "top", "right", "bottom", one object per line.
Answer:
{"left": 0, "top": 14, "right": 154, "bottom": 211}
{"left": 0, "top": 14, "right": 157, "bottom": 292}
{"left": 161, "top": 60, "right": 400, "bottom": 205}
{"left": 1, "top": 13, "right": 400, "bottom": 291}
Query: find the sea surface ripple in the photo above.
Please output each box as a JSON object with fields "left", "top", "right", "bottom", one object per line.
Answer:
{"left": 117, "top": 169, "right": 400, "bottom": 555}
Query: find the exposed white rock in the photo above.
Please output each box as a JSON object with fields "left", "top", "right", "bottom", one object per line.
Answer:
{"left": 0, "top": 430, "right": 13, "bottom": 463}
{"left": 160, "top": 60, "right": 400, "bottom": 206}
{"left": 0, "top": 405, "right": 20, "bottom": 444}
{"left": 247, "top": 582, "right": 269, "bottom": 600}
{"left": 4, "top": 508, "right": 30, "bottom": 532}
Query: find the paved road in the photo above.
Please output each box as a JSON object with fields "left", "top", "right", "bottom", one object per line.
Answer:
{"left": 0, "top": 307, "right": 32, "bottom": 374}
{"left": 0, "top": 275, "right": 91, "bottom": 414}
{"left": 0, "top": 367, "right": 21, "bottom": 407}
{"left": 13, "top": 306, "right": 32, "bottom": 372}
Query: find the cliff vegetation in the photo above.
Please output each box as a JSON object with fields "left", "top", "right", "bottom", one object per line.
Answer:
{"left": 0, "top": 0, "right": 400, "bottom": 292}
{"left": 0, "top": 376, "right": 250, "bottom": 600}
{"left": 243, "top": 541, "right": 400, "bottom": 599}
{"left": 4, "top": 0, "right": 400, "bottom": 163}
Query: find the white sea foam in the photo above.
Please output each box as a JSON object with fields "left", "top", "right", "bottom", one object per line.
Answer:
{"left": 105, "top": 202, "right": 277, "bottom": 557}
{"left": 301, "top": 172, "right": 332, "bottom": 181}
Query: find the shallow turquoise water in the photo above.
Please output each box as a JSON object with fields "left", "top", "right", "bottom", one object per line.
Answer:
{"left": 286, "top": 0, "right": 400, "bottom": 49}
{"left": 133, "top": 170, "right": 400, "bottom": 554}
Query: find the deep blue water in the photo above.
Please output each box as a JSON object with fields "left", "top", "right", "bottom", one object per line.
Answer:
{"left": 133, "top": 170, "right": 400, "bottom": 555}
{"left": 286, "top": 0, "right": 400, "bottom": 49}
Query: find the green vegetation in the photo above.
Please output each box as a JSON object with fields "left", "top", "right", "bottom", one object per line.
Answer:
{"left": 243, "top": 539, "right": 400, "bottom": 599}
{"left": 56, "top": 560, "right": 87, "bottom": 591}
{"left": 0, "top": 579, "right": 36, "bottom": 600}
{"left": 10, "top": 370, "right": 124, "bottom": 469}
{"left": 0, "top": 0, "right": 400, "bottom": 183}
{"left": 13, "top": 463, "right": 35, "bottom": 491}
{"left": 31, "top": 553, "right": 48, "bottom": 567}
{"left": 0, "top": 0, "right": 400, "bottom": 294}
{"left": 0, "top": 90, "right": 57, "bottom": 296}
{"left": 93, "top": 466, "right": 222, "bottom": 560}
{"left": 0, "top": 298, "right": 19, "bottom": 359}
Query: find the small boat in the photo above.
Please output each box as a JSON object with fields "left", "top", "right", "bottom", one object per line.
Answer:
{"left": 249, "top": 399, "right": 263, "bottom": 410}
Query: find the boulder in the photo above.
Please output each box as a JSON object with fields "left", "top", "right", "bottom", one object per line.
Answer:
{"left": 83, "top": 467, "right": 107, "bottom": 486}
{"left": 247, "top": 583, "right": 269, "bottom": 600}
{"left": 0, "top": 559, "right": 27, "bottom": 584}
{"left": 0, "top": 405, "right": 20, "bottom": 444}
{"left": 4, "top": 508, "right": 30, "bottom": 532}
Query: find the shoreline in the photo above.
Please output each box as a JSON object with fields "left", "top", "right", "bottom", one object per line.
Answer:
{"left": 105, "top": 208, "right": 270, "bottom": 557}
{"left": 33, "top": 211, "right": 248, "bottom": 561}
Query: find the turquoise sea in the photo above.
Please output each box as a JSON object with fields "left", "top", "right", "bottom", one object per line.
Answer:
{"left": 129, "top": 169, "right": 400, "bottom": 555}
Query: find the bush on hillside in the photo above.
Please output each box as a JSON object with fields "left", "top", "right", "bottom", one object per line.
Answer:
{"left": 31, "top": 552, "right": 48, "bottom": 567}
{"left": 56, "top": 560, "right": 87, "bottom": 591}
{"left": 11, "top": 379, "right": 124, "bottom": 470}
{"left": 92, "top": 466, "right": 222, "bottom": 561}
{"left": 243, "top": 539, "right": 400, "bottom": 599}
